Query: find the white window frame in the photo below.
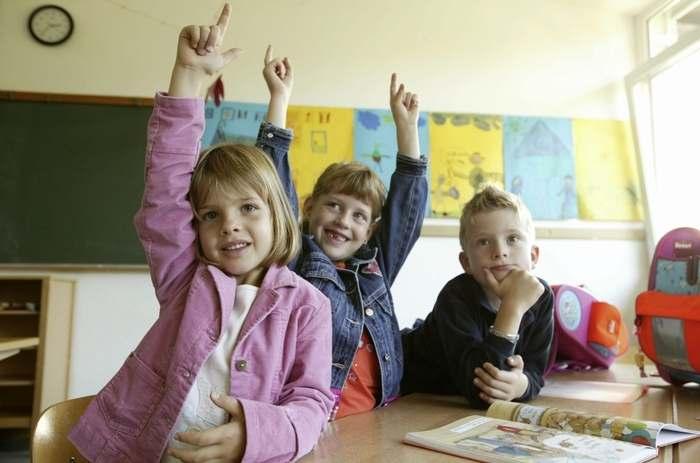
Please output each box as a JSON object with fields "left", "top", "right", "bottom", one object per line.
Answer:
{"left": 626, "top": 0, "right": 700, "bottom": 254}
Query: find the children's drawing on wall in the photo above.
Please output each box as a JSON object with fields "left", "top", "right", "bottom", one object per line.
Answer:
{"left": 353, "top": 109, "right": 430, "bottom": 214}
{"left": 504, "top": 116, "right": 577, "bottom": 220}
{"left": 429, "top": 113, "right": 503, "bottom": 217}
{"left": 287, "top": 106, "right": 354, "bottom": 201}
{"left": 202, "top": 101, "right": 267, "bottom": 147}
{"left": 573, "top": 119, "right": 643, "bottom": 221}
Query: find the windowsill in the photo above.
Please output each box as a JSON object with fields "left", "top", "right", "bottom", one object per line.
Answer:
{"left": 421, "top": 218, "right": 645, "bottom": 240}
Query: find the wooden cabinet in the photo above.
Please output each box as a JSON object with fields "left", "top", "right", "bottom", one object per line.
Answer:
{"left": 0, "top": 277, "right": 74, "bottom": 429}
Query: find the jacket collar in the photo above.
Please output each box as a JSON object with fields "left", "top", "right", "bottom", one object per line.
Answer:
{"left": 206, "top": 263, "right": 296, "bottom": 343}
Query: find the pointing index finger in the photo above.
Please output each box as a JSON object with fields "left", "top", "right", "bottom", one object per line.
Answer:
{"left": 217, "top": 3, "right": 231, "bottom": 35}
{"left": 265, "top": 44, "right": 273, "bottom": 65}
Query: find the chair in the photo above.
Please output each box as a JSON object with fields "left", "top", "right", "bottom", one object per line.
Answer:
{"left": 31, "top": 395, "right": 94, "bottom": 463}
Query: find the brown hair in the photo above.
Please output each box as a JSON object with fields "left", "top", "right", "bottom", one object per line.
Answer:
{"left": 190, "top": 144, "right": 300, "bottom": 266}
{"left": 458, "top": 183, "right": 535, "bottom": 250}
{"left": 305, "top": 162, "right": 386, "bottom": 222}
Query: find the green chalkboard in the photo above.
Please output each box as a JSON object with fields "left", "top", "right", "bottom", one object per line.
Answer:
{"left": 0, "top": 94, "right": 154, "bottom": 265}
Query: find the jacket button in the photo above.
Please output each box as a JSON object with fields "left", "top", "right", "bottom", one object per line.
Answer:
{"left": 235, "top": 360, "right": 248, "bottom": 371}
{"left": 266, "top": 132, "right": 274, "bottom": 138}
{"left": 183, "top": 370, "right": 191, "bottom": 378}
{"left": 384, "top": 354, "right": 390, "bottom": 361}
{"left": 364, "top": 308, "right": 374, "bottom": 317}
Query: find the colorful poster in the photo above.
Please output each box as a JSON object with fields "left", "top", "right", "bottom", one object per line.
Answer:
{"left": 429, "top": 113, "right": 503, "bottom": 218}
{"left": 503, "top": 116, "right": 577, "bottom": 220}
{"left": 287, "top": 106, "right": 354, "bottom": 202}
{"left": 202, "top": 101, "right": 268, "bottom": 148}
{"left": 573, "top": 119, "right": 643, "bottom": 220}
{"left": 353, "top": 109, "right": 431, "bottom": 214}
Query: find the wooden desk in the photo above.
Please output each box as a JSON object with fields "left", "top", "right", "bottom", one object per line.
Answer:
{"left": 672, "top": 385, "right": 700, "bottom": 462}
{"left": 547, "top": 361, "right": 670, "bottom": 388}
{"left": 300, "top": 391, "right": 675, "bottom": 462}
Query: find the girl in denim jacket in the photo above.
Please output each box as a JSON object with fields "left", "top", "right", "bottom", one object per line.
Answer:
{"left": 69, "top": 5, "right": 332, "bottom": 462}
{"left": 262, "top": 46, "right": 428, "bottom": 419}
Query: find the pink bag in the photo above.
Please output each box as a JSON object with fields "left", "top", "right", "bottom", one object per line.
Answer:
{"left": 545, "top": 284, "right": 629, "bottom": 375}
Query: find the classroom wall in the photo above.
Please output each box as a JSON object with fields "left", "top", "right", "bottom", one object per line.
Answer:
{"left": 1, "top": 0, "right": 651, "bottom": 398}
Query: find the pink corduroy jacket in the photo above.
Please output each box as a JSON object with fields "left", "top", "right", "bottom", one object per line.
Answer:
{"left": 69, "top": 94, "right": 333, "bottom": 462}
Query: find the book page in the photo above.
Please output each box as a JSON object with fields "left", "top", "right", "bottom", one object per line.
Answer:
{"left": 487, "top": 401, "right": 700, "bottom": 448}
{"left": 404, "top": 415, "right": 658, "bottom": 463}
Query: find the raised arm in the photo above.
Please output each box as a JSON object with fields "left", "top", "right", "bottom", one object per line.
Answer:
{"left": 373, "top": 73, "right": 427, "bottom": 284}
{"left": 257, "top": 47, "right": 298, "bottom": 217}
{"left": 134, "top": 4, "right": 241, "bottom": 303}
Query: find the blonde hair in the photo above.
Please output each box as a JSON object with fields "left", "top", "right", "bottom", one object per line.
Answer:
{"left": 458, "top": 184, "right": 535, "bottom": 250}
{"left": 305, "top": 162, "right": 386, "bottom": 222}
{"left": 190, "top": 144, "right": 300, "bottom": 266}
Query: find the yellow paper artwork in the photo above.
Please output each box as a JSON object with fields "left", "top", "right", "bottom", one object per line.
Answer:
{"left": 287, "top": 106, "right": 354, "bottom": 202}
{"left": 573, "top": 119, "right": 643, "bottom": 221}
{"left": 429, "top": 114, "right": 504, "bottom": 217}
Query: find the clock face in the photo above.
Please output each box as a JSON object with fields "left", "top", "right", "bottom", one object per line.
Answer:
{"left": 29, "top": 5, "right": 74, "bottom": 45}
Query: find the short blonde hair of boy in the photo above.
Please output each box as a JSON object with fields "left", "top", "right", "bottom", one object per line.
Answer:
{"left": 458, "top": 184, "right": 535, "bottom": 251}
{"left": 306, "top": 162, "right": 386, "bottom": 221}
{"left": 190, "top": 144, "right": 300, "bottom": 267}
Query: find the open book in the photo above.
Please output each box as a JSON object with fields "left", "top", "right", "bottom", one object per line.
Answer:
{"left": 404, "top": 400, "right": 700, "bottom": 463}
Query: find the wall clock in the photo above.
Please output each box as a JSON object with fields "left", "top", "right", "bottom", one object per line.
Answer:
{"left": 28, "top": 5, "right": 74, "bottom": 46}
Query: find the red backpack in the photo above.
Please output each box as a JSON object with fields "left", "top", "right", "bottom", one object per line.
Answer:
{"left": 635, "top": 227, "right": 700, "bottom": 385}
{"left": 545, "top": 284, "right": 629, "bottom": 375}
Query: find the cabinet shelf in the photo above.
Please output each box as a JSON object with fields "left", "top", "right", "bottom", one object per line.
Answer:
{"left": 0, "top": 277, "right": 74, "bottom": 431}
{"left": 0, "top": 378, "right": 35, "bottom": 387}
{"left": 0, "top": 414, "right": 32, "bottom": 429}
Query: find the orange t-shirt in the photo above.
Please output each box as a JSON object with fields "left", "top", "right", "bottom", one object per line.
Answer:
{"left": 335, "top": 328, "right": 380, "bottom": 419}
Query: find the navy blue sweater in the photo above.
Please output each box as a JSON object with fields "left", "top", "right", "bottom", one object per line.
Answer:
{"left": 401, "top": 273, "right": 553, "bottom": 409}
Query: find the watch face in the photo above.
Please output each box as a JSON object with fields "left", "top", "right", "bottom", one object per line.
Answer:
{"left": 29, "top": 5, "right": 74, "bottom": 45}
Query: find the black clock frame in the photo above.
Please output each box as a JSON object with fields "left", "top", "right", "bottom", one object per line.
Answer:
{"left": 28, "top": 4, "right": 74, "bottom": 46}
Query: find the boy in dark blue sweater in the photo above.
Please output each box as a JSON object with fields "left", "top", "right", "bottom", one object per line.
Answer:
{"left": 402, "top": 185, "right": 553, "bottom": 408}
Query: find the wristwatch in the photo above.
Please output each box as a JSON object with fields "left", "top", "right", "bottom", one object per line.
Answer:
{"left": 489, "top": 325, "right": 520, "bottom": 344}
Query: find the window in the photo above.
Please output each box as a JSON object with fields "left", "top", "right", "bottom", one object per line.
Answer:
{"left": 626, "top": 0, "right": 700, "bottom": 253}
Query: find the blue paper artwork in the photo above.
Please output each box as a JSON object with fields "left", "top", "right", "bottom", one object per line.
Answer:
{"left": 354, "top": 109, "right": 431, "bottom": 215}
{"left": 503, "top": 116, "right": 577, "bottom": 220}
{"left": 202, "top": 101, "right": 268, "bottom": 148}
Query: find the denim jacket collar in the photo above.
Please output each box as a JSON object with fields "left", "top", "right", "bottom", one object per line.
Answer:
{"left": 298, "top": 235, "right": 379, "bottom": 290}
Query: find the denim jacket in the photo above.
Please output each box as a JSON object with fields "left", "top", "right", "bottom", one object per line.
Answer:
{"left": 259, "top": 121, "right": 428, "bottom": 412}
{"left": 69, "top": 95, "right": 333, "bottom": 462}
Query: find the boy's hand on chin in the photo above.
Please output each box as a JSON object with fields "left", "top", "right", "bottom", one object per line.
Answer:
{"left": 484, "top": 267, "right": 543, "bottom": 315}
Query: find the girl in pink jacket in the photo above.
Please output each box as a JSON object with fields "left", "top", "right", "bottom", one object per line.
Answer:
{"left": 69, "top": 5, "right": 333, "bottom": 462}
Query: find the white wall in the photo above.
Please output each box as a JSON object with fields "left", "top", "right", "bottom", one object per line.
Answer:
{"left": 1, "top": 0, "right": 652, "bottom": 398}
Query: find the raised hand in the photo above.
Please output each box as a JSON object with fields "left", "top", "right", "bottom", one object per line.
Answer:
{"left": 263, "top": 45, "right": 294, "bottom": 103}
{"left": 168, "top": 392, "right": 246, "bottom": 462}
{"left": 389, "top": 73, "right": 419, "bottom": 127}
{"left": 473, "top": 356, "right": 529, "bottom": 404}
{"left": 389, "top": 73, "right": 420, "bottom": 158}
{"left": 169, "top": 4, "right": 242, "bottom": 97}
